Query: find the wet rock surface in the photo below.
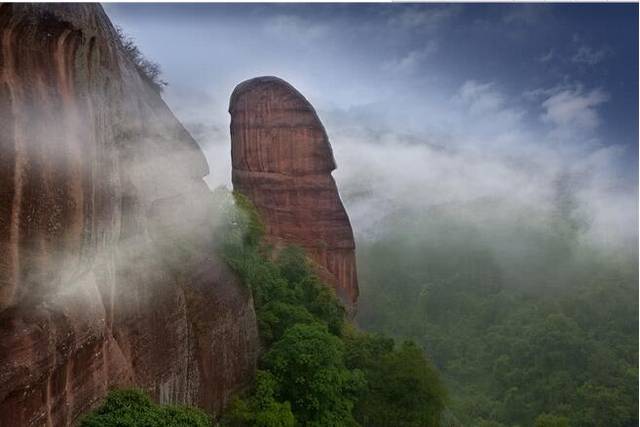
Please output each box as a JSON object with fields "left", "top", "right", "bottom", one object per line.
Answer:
{"left": 0, "top": 4, "right": 258, "bottom": 425}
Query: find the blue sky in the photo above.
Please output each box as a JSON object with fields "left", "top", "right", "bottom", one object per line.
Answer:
{"left": 105, "top": 3, "right": 638, "bottom": 247}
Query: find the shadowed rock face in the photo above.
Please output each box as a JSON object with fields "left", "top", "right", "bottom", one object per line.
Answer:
{"left": 229, "top": 76, "right": 359, "bottom": 312}
{"left": 0, "top": 4, "right": 258, "bottom": 425}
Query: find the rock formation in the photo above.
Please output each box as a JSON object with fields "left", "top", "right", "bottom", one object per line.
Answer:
{"left": 229, "top": 76, "right": 359, "bottom": 312}
{"left": 0, "top": 4, "right": 258, "bottom": 425}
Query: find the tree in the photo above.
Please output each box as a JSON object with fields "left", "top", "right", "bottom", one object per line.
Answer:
{"left": 257, "top": 301, "right": 318, "bottom": 345}
{"left": 223, "top": 371, "right": 295, "bottom": 427}
{"left": 275, "top": 246, "right": 345, "bottom": 335}
{"left": 348, "top": 337, "right": 447, "bottom": 427}
{"left": 263, "top": 323, "right": 363, "bottom": 425}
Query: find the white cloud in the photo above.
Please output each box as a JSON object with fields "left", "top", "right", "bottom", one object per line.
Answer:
{"left": 572, "top": 45, "right": 609, "bottom": 65}
{"left": 382, "top": 41, "right": 437, "bottom": 74}
{"left": 447, "top": 80, "right": 527, "bottom": 143}
{"left": 326, "top": 81, "right": 633, "bottom": 251}
{"left": 541, "top": 87, "right": 609, "bottom": 130}
{"left": 455, "top": 81, "right": 506, "bottom": 114}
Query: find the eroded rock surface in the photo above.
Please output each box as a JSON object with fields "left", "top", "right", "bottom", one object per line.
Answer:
{"left": 229, "top": 76, "right": 359, "bottom": 311}
{"left": 0, "top": 4, "right": 258, "bottom": 425}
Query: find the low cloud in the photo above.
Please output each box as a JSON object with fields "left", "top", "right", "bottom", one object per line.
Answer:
{"left": 108, "top": 4, "right": 634, "bottom": 259}
{"left": 323, "top": 79, "right": 634, "bottom": 253}
{"left": 451, "top": 81, "right": 525, "bottom": 133}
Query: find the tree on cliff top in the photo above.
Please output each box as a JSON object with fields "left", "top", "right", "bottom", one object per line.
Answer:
{"left": 115, "top": 26, "right": 168, "bottom": 93}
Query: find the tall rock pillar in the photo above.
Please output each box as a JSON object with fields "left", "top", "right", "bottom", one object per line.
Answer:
{"left": 229, "top": 76, "right": 359, "bottom": 312}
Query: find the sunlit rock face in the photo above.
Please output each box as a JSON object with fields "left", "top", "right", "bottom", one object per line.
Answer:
{"left": 0, "top": 4, "right": 258, "bottom": 425}
{"left": 229, "top": 76, "right": 359, "bottom": 312}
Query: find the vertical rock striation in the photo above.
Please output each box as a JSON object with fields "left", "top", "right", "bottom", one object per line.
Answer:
{"left": 229, "top": 76, "right": 359, "bottom": 312}
{"left": 0, "top": 4, "right": 258, "bottom": 425}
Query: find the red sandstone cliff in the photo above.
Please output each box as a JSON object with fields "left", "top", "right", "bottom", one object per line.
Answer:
{"left": 0, "top": 4, "right": 258, "bottom": 425}
{"left": 229, "top": 76, "right": 359, "bottom": 312}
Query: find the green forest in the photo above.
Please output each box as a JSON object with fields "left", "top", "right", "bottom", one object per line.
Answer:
{"left": 356, "top": 200, "right": 638, "bottom": 427}
{"left": 82, "top": 191, "right": 637, "bottom": 427}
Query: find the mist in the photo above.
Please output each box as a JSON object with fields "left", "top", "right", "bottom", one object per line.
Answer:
{"left": 104, "top": 4, "right": 637, "bottom": 268}
{"left": 188, "top": 74, "right": 637, "bottom": 271}
{"left": 326, "top": 83, "right": 637, "bottom": 252}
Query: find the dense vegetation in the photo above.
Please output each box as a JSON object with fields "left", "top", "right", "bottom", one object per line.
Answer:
{"left": 216, "top": 191, "right": 448, "bottom": 426}
{"left": 80, "top": 389, "right": 211, "bottom": 427}
{"left": 80, "top": 189, "right": 635, "bottom": 426}
{"left": 356, "top": 201, "right": 638, "bottom": 427}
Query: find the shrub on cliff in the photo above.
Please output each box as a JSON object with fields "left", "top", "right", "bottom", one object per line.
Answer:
{"left": 80, "top": 389, "right": 211, "bottom": 427}
{"left": 115, "top": 26, "right": 167, "bottom": 93}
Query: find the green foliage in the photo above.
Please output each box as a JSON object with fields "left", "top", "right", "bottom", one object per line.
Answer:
{"left": 80, "top": 389, "right": 211, "bottom": 427}
{"left": 345, "top": 331, "right": 447, "bottom": 427}
{"left": 225, "top": 371, "right": 295, "bottom": 427}
{"left": 257, "top": 301, "right": 318, "bottom": 345}
{"left": 534, "top": 413, "right": 570, "bottom": 427}
{"left": 357, "top": 206, "right": 638, "bottom": 427}
{"left": 219, "top": 190, "right": 447, "bottom": 426}
{"left": 276, "top": 247, "right": 346, "bottom": 336}
{"left": 264, "top": 323, "right": 362, "bottom": 426}
{"left": 231, "top": 192, "right": 266, "bottom": 248}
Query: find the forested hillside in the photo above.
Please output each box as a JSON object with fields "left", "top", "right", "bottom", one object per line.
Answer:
{"left": 357, "top": 200, "right": 638, "bottom": 426}
{"left": 217, "top": 191, "right": 448, "bottom": 426}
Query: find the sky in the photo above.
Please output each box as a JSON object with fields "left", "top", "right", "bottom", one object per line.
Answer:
{"left": 104, "top": 3, "right": 638, "bottom": 248}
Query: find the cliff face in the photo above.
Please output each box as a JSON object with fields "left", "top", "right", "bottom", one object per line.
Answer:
{"left": 0, "top": 4, "right": 258, "bottom": 425}
{"left": 229, "top": 76, "right": 359, "bottom": 312}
